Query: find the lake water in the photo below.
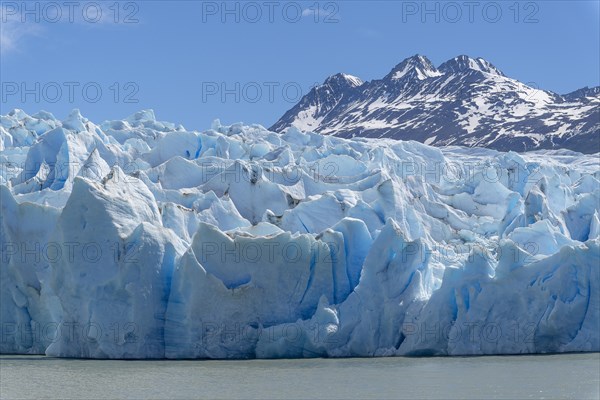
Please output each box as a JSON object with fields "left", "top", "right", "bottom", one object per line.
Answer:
{"left": 1, "top": 353, "right": 599, "bottom": 399}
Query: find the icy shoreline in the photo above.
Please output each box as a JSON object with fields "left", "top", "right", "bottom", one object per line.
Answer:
{"left": 1, "top": 109, "right": 598, "bottom": 358}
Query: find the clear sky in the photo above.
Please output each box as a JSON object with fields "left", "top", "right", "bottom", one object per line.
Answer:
{"left": 1, "top": 0, "right": 599, "bottom": 130}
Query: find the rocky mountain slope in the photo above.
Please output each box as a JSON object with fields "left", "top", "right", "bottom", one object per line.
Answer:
{"left": 271, "top": 55, "right": 599, "bottom": 153}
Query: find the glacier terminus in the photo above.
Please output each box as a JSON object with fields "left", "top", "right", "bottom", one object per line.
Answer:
{"left": 0, "top": 109, "right": 598, "bottom": 359}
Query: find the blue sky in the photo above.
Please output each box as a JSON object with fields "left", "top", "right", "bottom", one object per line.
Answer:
{"left": 1, "top": 0, "right": 599, "bottom": 130}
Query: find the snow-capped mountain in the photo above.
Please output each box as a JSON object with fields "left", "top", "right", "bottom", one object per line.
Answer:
{"left": 271, "top": 55, "right": 600, "bottom": 153}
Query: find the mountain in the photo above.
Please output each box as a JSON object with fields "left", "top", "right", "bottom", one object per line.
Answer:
{"left": 271, "top": 55, "right": 600, "bottom": 153}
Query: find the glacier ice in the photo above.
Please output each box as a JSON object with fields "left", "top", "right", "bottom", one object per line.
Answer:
{"left": 0, "top": 109, "right": 598, "bottom": 358}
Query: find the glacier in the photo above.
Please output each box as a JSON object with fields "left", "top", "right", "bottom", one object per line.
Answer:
{"left": 0, "top": 109, "right": 598, "bottom": 358}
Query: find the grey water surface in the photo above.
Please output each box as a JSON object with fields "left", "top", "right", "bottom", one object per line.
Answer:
{"left": 1, "top": 353, "right": 599, "bottom": 399}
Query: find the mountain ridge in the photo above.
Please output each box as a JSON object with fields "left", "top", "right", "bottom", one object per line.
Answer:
{"left": 271, "top": 55, "right": 599, "bottom": 153}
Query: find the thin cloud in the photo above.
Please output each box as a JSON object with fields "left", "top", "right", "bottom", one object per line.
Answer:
{"left": 301, "top": 6, "right": 340, "bottom": 21}
{"left": 0, "top": 3, "right": 140, "bottom": 56}
{"left": 0, "top": 21, "right": 42, "bottom": 55}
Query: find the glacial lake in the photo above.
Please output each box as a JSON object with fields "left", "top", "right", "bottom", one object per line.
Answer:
{"left": 1, "top": 353, "right": 599, "bottom": 399}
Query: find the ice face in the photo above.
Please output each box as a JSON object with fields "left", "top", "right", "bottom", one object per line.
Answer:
{"left": 1, "top": 109, "right": 598, "bottom": 358}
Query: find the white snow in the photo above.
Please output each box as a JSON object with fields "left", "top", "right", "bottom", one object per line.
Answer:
{"left": 1, "top": 109, "right": 598, "bottom": 359}
{"left": 290, "top": 105, "right": 325, "bottom": 132}
{"left": 340, "top": 74, "right": 364, "bottom": 87}
{"left": 424, "top": 136, "right": 437, "bottom": 145}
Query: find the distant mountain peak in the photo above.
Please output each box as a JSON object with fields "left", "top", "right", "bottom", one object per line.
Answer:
{"left": 323, "top": 73, "right": 363, "bottom": 89}
{"left": 564, "top": 86, "right": 600, "bottom": 100}
{"left": 438, "top": 55, "right": 505, "bottom": 76}
{"left": 386, "top": 54, "right": 442, "bottom": 80}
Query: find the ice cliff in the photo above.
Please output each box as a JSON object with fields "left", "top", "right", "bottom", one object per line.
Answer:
{"left": 1, "top": 109, "right": 598, "bottom": 358}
